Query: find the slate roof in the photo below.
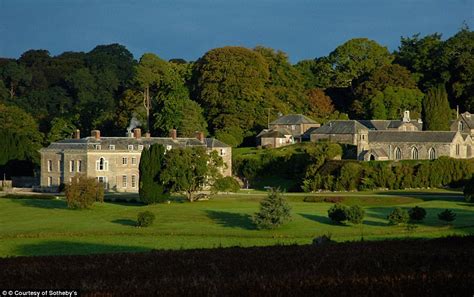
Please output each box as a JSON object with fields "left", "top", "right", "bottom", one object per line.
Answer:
{"left": 460, "top": 112, "right": 474, "bottom": 129}
{"left": 41, "top": 136, "right": 228, "bottom": 152}
{"left": 270, "top": 114, "right": 318, "bottom": 125}
{"left": 311, "top": 120, "right": 368, "bottom": 134}
{"left": 368, "top": 131, "right": 459, "bottom": 143}
{"left": 358, "top": 120, "right": 423, "bottom": 131}
{"left": 257, "top": 128, "right": 292, "bottom": 138}
{"left": 366, "top": 148, "right": 388, "bottom": 158}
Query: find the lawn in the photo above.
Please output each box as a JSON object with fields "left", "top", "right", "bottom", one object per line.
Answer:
{"left": 0, "top": 189, "right": 473, "bottom": 257}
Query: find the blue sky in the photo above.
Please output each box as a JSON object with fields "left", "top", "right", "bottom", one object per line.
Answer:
{"left": 0, "top": 0, "right": 472, "bottom": 63}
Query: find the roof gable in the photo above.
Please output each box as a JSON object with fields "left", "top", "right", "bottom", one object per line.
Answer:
{"left": 270, "top": 114, "right": 318, "bottom": 125}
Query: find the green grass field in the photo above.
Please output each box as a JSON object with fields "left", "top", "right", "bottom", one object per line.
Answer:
{"left": 0, "top": 189, "right": 473, "bottom": 257}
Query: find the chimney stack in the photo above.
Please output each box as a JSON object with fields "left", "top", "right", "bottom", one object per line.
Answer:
{"left": 91, "top": 130, "right": 100, "bottom": 140}
{"left": 196, "top": 131, "right": 205, "bottom": 142}
{"left": 133, "top": 128, "right": 141, "bottom": 139}
{"left": 144, "top": 132, "right": 151, "bottom": 138}
{"left": 169, "top": 129, "right": 177, "bottom": 140}
{"left": 73, "top": 129, "right": 80, "bottom": 139}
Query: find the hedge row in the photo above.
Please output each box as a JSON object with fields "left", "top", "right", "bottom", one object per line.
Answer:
{"left": 302, "top": 157, "right": 474, "bottom": 192}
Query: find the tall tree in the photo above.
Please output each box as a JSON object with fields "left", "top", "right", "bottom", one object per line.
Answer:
{"left": 160, "top": 147, "right": 224, "bottom": 202}
{"left": 423, "top": 85, "right": 451, "bottom": 130}
{"left": 306, "top": 88, "right": 335, "bottom": 120}
{"left": 328, "top": 38, "right": 393, "bottom": 88}
{"left": 139, "top": 144, "right": 169, "bottom": 204}
{"left": 192, "top": 46, "right": 269, "bottom": 146}
{"left": 135, "top": 53, "right": 171, "bottom": 132}
{"left": 0, "top": 61, "right": 32, "bottom": 98}
{"left": 254, "top": 46, "right": 307, "bottom": 116}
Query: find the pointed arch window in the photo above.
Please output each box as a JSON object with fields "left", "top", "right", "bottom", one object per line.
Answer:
{"left": 428, "top": 148, "right": 436, "bottom": 160}
{"left": 394, "top": 147, "right": 402, "bottom": 160}
{"left": 411, "top": 147, "right": 419, "bottom": 160}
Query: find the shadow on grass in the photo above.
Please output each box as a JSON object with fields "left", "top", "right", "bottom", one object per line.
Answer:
{"left": 363, "top": 220, "right": 387, "bottom": 227}
{"left": 298, "top": 213, "right": 346, "bottom": 226}
{"left": 15, "top": 241, "right": 150, "bottom": 256}
{"left": 112, "top": 219, "right": 137, "bottom": 226}
{"left": 9, "top": 198, "right": 68, "bottom": 210}
{"left": 377, "top": 191, "right": 464, "bottom": 202}
{"left": 205, "top": 210, "right": 255, "bottom": 230}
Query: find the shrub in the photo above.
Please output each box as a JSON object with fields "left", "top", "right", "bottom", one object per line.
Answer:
{"left": 327, "top": 203, "right": 349, "bottom": 224}
{"left": 408, "top": 206, "right": 427, "bottom": 222}
{"left": 252, "top": 188, "right": 291, "bottom": 230}
{"left": 347, "top": 205, "right": 365, "bottom": 224}
{"left": 212, "top": 176, "right": 240, "bottom": 193}
{"left": 438, "top": 209, "right": 456, "bottom": 223}
{"left": 65, "top": 175, "right": 104, "bottom": 209}
{"left": 464, "top": 177, "right": 474, "bottom": 202}
{"left": 137, "top": 211, "right": 155, "bottom": 227}
{"left": 387, "top": 207, "right": 409, "bottom": 225}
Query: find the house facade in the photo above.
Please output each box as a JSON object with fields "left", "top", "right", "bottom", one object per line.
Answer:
{"left": 39, "top": 129, "right": 232, "bottom": 192}
{"left": 256, "top": 114, "right": 320, "bottom": 147}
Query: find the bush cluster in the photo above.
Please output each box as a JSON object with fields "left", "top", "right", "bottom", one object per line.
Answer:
{"left": 137, "top": 211, "right": 155, "bottom": 227}
{"left": 234, "top": 142, "right": 342, "bottom": 191}
{"left": 303, "top": 157, "right": 473, "bottom": 192}
{"left": 327, "top": 204, "right": 365, "bottom": 225}
{"left": 387, "top": 207, "right": 409, "bottom": 225}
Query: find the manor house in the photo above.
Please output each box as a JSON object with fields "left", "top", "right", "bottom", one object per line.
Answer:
{"left": 39, "top": 129, "right": 231, "bottom": 192}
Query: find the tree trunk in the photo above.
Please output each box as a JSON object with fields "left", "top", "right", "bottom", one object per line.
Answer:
{"left": 187, "top": 191, "right": 194, "bottom": 202}
{"left": 9, "top": 85, "right": 14, "bottom": 99}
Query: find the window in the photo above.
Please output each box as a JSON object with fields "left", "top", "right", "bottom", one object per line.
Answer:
{"left": 220, "top": 149, "right": 225, "bottom": 156}
{"left": 47, "top": 176, "right": 52, "bottom": 187}
{"left": 77, "top": 160, "right": 82, "bottom": 172}
{"left": 395, "top": 147, "right": 402, "bottom": 160}
{"left": 95, "top": 144, "right": 101, "bottom": 150}
{"left": 428, "top": 148, "right": 436, "bottom": 160}
{"left": 47, "top": 160, "right": 53, "bottom": 172}
{"left": 456, "top": 144, "right": 460, "bottom": 156}
{"left": 109, "top": 145, "right": 115, "bottom": 150}
{"left": 131, "top": 175, "right": 137, "bottom": 188}
{"left": 97, "top": 176, "right": 108, "bottom": 189}
{"left": 69, "top": 160, "right": 75, "bottom": 172}
{"left": 131, "top": 157, "right": 137, "bottom": 165}
{"left": 122, "top": 175, "right": 127, "bottom": 188}
{"left": 291, "top": 125, "right": 296, "bottom": 130}
{"left": 58, "top": 160, "right": 61, "bottom": 172}
{"left": 122, "top": 157, "right": 128, "bottom": 165}
{"left": 128, "top": 145, "right": 134, "bottom": 151}
{"left": 138, "top": 145, "right": 144, "bottom": 150}
{"left": 458, "top": 121, "right": 464, "bottom": 131}
{"left": 96, "top": 157, "right": 108, "bottom": 171}
{"left": 411, "top": 147, "right": 418, "bottom": 160}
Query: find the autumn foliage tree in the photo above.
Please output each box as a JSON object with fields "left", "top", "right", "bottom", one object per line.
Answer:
{"left": 306, "top": 88, "right": 335, "bottom": 119}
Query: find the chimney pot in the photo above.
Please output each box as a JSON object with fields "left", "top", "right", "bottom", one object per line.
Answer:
{"left": 196, "top": 131, "right": 205, "bottom": 142}
{"left": 73, "top": 129, "right": 80, "bottom": 139}
{"left": 91, "top": 130, "right": 100, "bottom": 140}
{"left": 170, "top": 129, "right": 177, "bottom": 140}
{"left": 133, "top": 128, "right": 141, "bottom": 139}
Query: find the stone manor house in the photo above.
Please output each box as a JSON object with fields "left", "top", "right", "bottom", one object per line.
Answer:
{"left": 40, "top": 129, "right": 231, "bottom": 192}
